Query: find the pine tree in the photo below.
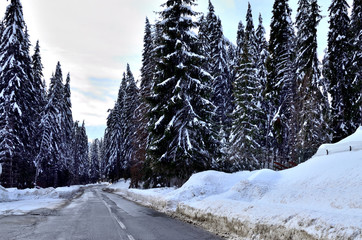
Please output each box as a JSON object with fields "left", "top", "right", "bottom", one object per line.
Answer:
{"left": 123, "top": 64, "right": 140, "bottom": 185}
{"left": 35, "top": 63, "right": 65, "bottom": 187}
{"left": 73, "top": 121, "right": 89, "bottom": 184}
{"left": 229, "top": 2, "right": 264, "bottom": 171}
{"left": 89, "top": 138, "right": 100, "bottom": 183}
{"left": 323, "top": 0, "right": 353, "bottom": 142}
{"left": 236, "top": 21, "right": 245, "bottom": 58}
{"left": 105, "top": 74, "right": 126, "bottom": 182}
{"left": 122, "top": 65, "right": 140, "bottom": 180}
{"left": 350, "top": 0, "right": 362, "bottom": 127}
{"left": 32, "top": 41, "right": 47, "bottom": 117}
{"left": 145, "top": 0, "right": 218, "bottom": 187}
{"left": 98, "top": 138, "right": 106, "bottom": 181}
{"left": 206, "top": 1, "right": 233, "bottom": 165}
{"left": 198, "top": 14, "right": 210, "bottom": 66}
{"left": 0, "top": 0, "right": 36, "bottom": 188}
{"left": 293, "top": 0, "right": 330, "bottom": 163}
{"left": 255, "top": 13, "right": 272, "bottom": 168}
{"left": 267, "top": 0, "right": 296, "bottom": 164}
{"left": 140, "top": 18, "right": 154, "bottom": 97}
{"left": 59, "top": 73, "right": 74, "bottom": 185}
{"left": 132, "top": 18, "right": 154, "bottom": 188}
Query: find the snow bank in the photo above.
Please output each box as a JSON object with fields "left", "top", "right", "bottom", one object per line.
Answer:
{"left": 315, "top": 126, "right": 362, "bottom": 156}
{"left": 0, "top": 185, "right": 83, "bottom": 215}
{"left": 109, "top": 128, "right": 362, "bottom": 239}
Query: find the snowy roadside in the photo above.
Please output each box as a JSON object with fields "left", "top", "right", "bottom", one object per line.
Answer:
{"left": 0, "top": 185, "right": 86, "bottom": 215}
{"left": 107, "top": 128, "right": 362, "bottom": 240}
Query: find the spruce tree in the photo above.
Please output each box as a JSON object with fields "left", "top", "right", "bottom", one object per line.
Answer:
{"left": 98, "top": 138, "right": 106, "bottom": 181}
{"left": 73, "top": 121, "right": 89, "bottom": 184}
{"left": 32, "top": 41, "right": 47, "bottom": 117}
{"left": 140, "top": 18, "right": 154, "bottom": 96}
{"left": 145, "top": 0, "right": 218, "bottom": 187}
{"left": 350, "top": 0, "right": 362, "bottom": 127}
{"left": 0, "top": 0, "right": 36, "bottom": 187}
{"left": 323, "top": 0, "right": 353, "bottom": 142}
{"left": 35, "top": 63, "right": 65, "bottom": 187}
{"left": 59, "top": 73, "right": 74, "bottom": 185}
{"left": 255, "top": 13, "right": 272, "bottom": 168}
{"left": 229, "top": 3, "right": 264, "bottom": 171}
{"left": 267, "top": 0, "right": 296, "bottom": 164}
{"left": 123, "top": 65, "right": 140, "bottom": 180}
{"left": 133, "top": 18, "right": 154, "bottom": 188}
{"left": 89, "top": 139, "right": 100, "bottom": 183}
{"left": 206, "top": 1, "right": 233, "bottom": 164}
{"left": 294, "top": 0, "right": 330, "bottom": 162}
{"left": 236, "top": 21, "right": 245, "bottom": 58}
{"left": 198, "top": 14, "right": 210, "bottom": 67}
{"left": 105, "top": 75, "right": 126, "bottom": 182}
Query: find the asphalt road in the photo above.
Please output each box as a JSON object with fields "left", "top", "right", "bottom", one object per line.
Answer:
{"left": 0, "top": 186, "right": 222, "bottom": 240}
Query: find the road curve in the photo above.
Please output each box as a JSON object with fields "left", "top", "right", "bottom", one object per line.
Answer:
{"left": 0, "top": 186, "right": 222, "bottom": 240}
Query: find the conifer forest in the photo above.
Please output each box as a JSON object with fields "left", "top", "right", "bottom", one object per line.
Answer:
{"left": 0, "top": 0, "right": 361, "bottom": 189}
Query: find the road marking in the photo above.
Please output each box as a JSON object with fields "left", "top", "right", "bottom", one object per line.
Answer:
{"left": 101, "top": 198, "right": 126, "bottom": 230}
{"left": 128, "top": 234, "right": 136, "bottom": 240}
{"left": 114, "top": 217, "right": 126, "bottom": 230}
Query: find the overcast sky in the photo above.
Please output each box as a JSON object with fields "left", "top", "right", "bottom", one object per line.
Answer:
{"left": 0, "top": 0, "right": 354, "bottom": 141}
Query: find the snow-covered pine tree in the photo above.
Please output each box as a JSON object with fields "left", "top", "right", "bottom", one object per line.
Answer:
{"left": 73, "top": 121, "right": 89, "bottom": 184}
{"left": 35, "top": 63, "right": 65, "bottom": 187}
{"left": 0, "top": 0, "right": 37, "bottom": 188}
{"left": 122, "top": 64, "right": 140, "bottom": 180}
{"left": 350, "top": 0, "right": 362, "bottom": 127}
{"left": 229, "top": 2, "right": 264, "bottom": 171}
{"left": 205, "top": 1, "right": 233, "bottom": 166}
{"left": 267, "top": 0, "right": 296, "bottom": 164}
{"left": 293, "top": 0, "right": 330, "bottom": 163}
{"left": 225, "top": 39, "right": 237, "bottom": 84}
{"left": 89, "top": 138, "right": 100, "bottom": 183}
{"left": 105, "top": 74, "right": 126, "bottom": 182}
{"left": 197, "top": 14, "right": 210, "bottom": 68}
{"left": 323, "top": 0, "right": 353, "bottom": 142}
{"left": 98, "top": 138, "right": 106, "bottom": 181}
{"left": 236, "top": 21, "right": 245, "bottom": 59}
{"left": 145, "top": 0, "right": 218, "bottom": 187}
{"left": 32, "top": 41, "right": 47, "bottom": 120}
{"left": 255, "top": 13, "right": 272, "bottom": 168}
{"left": 140, "top": 18, "right": 154, "bottom": 97}
{"left": 59, "top": 73, "right": 74, "bottom": 186}
{"left": 132, "top": 18, "right": 154, "bottom": 188}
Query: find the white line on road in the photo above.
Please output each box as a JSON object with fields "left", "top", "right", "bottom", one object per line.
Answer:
{"left": 114, "top": 217, "right": 126, "bottom": 230}
{"left": 101, "top": 198, "right": 126, "bottom": 229}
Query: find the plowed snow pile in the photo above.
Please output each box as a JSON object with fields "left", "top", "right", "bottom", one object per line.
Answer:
{"left": 110, "top": 127, "right": 362, "bottom": 239}
{"left": 0, "top": 186, "right": 82, "bottom": 215}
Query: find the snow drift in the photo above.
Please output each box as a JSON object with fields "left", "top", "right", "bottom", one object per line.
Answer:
{"left": 0, "top": 186, "right": 83, "bottom": 215}
{"left": 109, "top": 127, "right": 362, "bottom": 239}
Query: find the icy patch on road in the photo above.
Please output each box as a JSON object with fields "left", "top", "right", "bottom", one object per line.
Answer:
{"left": 108, "top": 128, "right": 362, "bottom": 239}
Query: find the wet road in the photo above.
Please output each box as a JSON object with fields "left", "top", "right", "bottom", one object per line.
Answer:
{"left": 0, "top": 186, "right": 222, "bottom": 240}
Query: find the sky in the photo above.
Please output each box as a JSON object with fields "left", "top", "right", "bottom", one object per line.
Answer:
{"left": 0, "top": 0, "right": 354, "bottom": 141}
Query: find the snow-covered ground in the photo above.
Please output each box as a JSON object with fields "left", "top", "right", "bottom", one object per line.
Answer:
{"left": 108, "top": 127, "right": 362, "bottom": 240}
{"left": 0, "top": 185, "right": 83, "bottom": 215}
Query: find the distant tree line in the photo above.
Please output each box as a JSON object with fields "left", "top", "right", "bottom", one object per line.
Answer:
{"left": 0, "top": 0, "right": 91, "bottom": 188}
{"left": 99, "top": 0, "right": 361, "bottom": 188}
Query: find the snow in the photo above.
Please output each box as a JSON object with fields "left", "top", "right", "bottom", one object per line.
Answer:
{"left": 0, "top": 185, "right": 83, "bottom": 215}
{"left": 108, "top": 127, "right": 362, "bottom": 239}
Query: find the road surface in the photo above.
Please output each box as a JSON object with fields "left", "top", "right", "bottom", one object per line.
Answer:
{"left": 0, "top": 186, "right": 222, "bottom": 240}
